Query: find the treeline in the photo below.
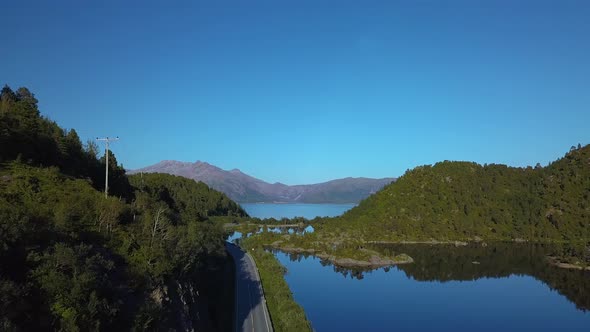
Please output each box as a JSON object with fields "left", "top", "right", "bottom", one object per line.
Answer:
{"left": 129, "top": 172, "right": 246, "bottom": 222}
{"left": 0, "top": 85, "right": 130, "bottom": 198}
{"left": 0, "top": 84, "right": 244, "bottom": 331}
{"left": 322, "top": 144, "right": 590, "bottom": 242}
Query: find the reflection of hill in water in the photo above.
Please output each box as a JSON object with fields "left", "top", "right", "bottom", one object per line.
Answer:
{"left": 276, "top": 243, "right": 590, "bottom": 312}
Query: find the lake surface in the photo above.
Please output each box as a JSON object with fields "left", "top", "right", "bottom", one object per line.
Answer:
{"left": 230, "top": 205, "right": 590, "bottom": 331}
{"left": 273, "top": 243, "right": 590, "bottom": 332}
{"left": 240, "top": 203, "right": 356, "bottom": 219}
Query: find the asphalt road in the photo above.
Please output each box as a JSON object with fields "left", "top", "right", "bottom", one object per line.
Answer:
{"left": 226, "top": 243, "right": 273, "bottom": 332}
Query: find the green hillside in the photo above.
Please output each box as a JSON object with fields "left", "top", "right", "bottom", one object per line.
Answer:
{"left": 320, "top": 145, "right": 589, "bottom": 242}
{"left": 0, "top": 84, "right": 243, "bottom": 331}
{"left": 128, "top": 172, "right": 247, "bottom": 221}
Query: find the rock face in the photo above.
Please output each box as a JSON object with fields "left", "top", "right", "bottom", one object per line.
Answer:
{"left": 129, "top": 160, "right": 395, "bottom": 203}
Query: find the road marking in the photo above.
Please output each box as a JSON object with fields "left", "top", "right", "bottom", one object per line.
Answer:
{"left": 228, "top": 243, "right": 272, "bottom": 332}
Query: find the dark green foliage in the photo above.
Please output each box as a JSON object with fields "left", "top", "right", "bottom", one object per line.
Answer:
{"left": 31, "top": 243, "right": 122, "bottom": 331}
{"left": 0, "top": 84, "right": 241, "bottom": 331}
{"left": 0, "top": 164, "right": 132, "bottom": 331}
{"left": 128, "top": 172, "right": 247, "bottom": 222}
{"left": 100, "top": 150, "right": 133, "bottom": 199}
{"left": 0, "top": 164, "right": 235, "bottom": 330}
{"left": 326, "top": 145, "right": 590, "bottom": 242}
{"left": 0, "top": 84, "right": 130, "bottom": 199}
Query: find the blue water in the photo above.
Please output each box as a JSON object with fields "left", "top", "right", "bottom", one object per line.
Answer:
{"left": 273, "top": 246, "right": 590, "bottom": 332}
{"left": 240, "top": 203, "right": 355, "bottom": 219}
{"left": 235, "top": 203, "right": 590, "bottom": 331}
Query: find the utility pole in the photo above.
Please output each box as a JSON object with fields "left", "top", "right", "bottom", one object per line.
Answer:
{"left": 96, "top": 136, "right": 119, "bottom": 198}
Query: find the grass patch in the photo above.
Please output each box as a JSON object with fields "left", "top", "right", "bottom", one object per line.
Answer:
{"left": 242, "top": 238, "right": 311, "bottom": 332}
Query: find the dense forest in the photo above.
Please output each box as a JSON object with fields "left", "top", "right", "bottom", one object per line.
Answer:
{"left": 316, "top": 145, "right": 590, "bottom": 242}
{"left": 0, "top": 84, "right": 244, "bottom": 331}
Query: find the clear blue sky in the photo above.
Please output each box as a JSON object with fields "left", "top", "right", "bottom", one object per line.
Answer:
{"left": 2, "top": 0, "right": 589, "bottom": 185}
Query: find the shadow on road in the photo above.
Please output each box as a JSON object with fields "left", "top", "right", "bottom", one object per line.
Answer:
{"left": 226, "top": 243, "right": 266, "bottom": 332}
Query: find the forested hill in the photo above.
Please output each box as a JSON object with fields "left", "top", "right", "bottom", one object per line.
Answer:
{"left": 128, "top": 172, "right": 247, "bottom": 219}
{"left": 0, "top": 84, "right": 243, "bottom": 330}
{"left": 332, "top": 145, "right": 590, "bottom": 242}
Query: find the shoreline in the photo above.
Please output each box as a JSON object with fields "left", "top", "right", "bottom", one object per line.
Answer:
{"left": 269, "top": 241, "right": 589, "bottom": 271}
{"left": 366, "top": 240, "right": 469, "bottom": 246}
{"left": 546, "top": 256, "right": 590, "bottom": 271}
{"left": 270, "top": 245, "right": 414, "bottom": 268}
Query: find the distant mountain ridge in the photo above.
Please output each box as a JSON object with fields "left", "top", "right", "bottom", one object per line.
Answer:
{"left": 129, "top": 160, "right": 395, "bottom": 203}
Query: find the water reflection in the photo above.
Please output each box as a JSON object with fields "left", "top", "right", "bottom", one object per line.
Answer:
{"left": 274, "top": 243, "right": 590, "bottom": 312}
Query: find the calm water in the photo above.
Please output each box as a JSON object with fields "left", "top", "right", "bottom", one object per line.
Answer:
{"left": 274, "top": 243, "right": 590, "bottom": 332}
{"left": 240, "top": 203, "right": 355, "bottom": 219}
{"left": 232, "top": 204, "right": 590, "bottom": 331}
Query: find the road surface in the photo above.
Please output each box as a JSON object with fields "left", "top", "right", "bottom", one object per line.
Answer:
{"left": 226, "top": 243, "right": 273, "bottom": 332}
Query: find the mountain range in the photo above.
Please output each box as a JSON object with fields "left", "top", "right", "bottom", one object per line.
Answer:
{"left": 128, "top": 160, "right": 395, "bottom": 203}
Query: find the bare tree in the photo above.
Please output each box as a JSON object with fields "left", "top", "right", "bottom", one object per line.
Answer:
{"left": 150, "top": 206, "right": 170, "bottom": 250}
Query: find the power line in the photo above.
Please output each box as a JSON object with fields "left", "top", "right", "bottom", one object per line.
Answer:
{"left": 96, "top": 136, "right": 119, "bottom": 198}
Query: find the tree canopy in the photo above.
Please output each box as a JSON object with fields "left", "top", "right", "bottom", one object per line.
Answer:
{"left": 319, "top": 144, "right": 590, "bottom": 242}
{"left": 0, "top": 83, "right": 243, "bottom": 331}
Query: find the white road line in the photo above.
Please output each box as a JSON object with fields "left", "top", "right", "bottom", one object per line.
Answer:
{"left": 229, "top": 243, "right": 272, "bottom": 332}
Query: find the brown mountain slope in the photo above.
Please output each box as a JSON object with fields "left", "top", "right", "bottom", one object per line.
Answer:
{"left": 129, "top": 161, "right": 395, "bottom": 203}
